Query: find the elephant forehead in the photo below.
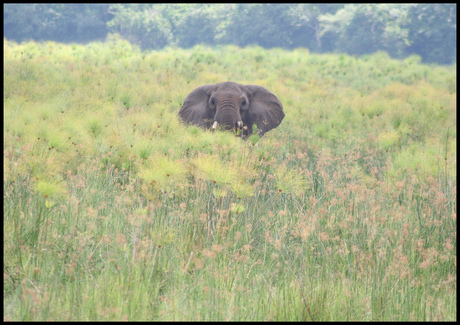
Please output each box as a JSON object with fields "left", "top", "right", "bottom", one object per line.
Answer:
{"left": 215, "top": 82, "right": 245, "bottom": 94}
{"left": 214, "top": 90, "right": 245, "bottom": 102}
{"left": 217, "top": 81, "right": 243, "bottom": 88}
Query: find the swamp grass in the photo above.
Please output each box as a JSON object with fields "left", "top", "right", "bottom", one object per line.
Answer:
{"left": 3, "top": 39, "right": 456, "bottom": 320}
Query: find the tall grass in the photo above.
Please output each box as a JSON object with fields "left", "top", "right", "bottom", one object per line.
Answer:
{"left": 3, "top": 38, "right": 456, "bottom": 321}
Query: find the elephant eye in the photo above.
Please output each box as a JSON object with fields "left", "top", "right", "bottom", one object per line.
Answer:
{"left": 209, "top": 98, "right": 216, "bottom": 108}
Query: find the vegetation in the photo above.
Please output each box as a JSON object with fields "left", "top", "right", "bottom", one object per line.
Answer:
{"left": 3, "top": 39, "right": 456, "bottom": 321}
{"left": 3, "top": 3, "right": 457, "bottom": 65}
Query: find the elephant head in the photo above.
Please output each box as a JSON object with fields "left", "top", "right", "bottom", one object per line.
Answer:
{"left": 179, "top": 82, "right": 284, "bottom": 136}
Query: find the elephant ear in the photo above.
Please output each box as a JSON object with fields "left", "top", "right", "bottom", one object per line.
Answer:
{"left": 179, "top": 85, "right": 215, "bottom": 127}
{"left": 244, "top": 85, "right": 285, "bottom": 135}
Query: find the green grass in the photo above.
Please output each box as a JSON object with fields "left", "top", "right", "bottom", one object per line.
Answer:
{"left": 3, "top": 38, "right": 456, "bottom": 321}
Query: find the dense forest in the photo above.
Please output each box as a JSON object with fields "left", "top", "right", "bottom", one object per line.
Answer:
{"left": 3, "top": 3, "right": 457, "bottom": 65}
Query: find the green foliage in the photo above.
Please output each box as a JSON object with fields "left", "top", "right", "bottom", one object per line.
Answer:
{"left": 406, "top": 4, "right": 457, "bottom": 64}
{"left": 3, "top": 4, "right": 457, "bottom": 64}
{"left": 3, "top": 40, "right": 456, "bottom": 321}
{"left": 107, "top": 5, "right": 173, "bottom": 50}
{"left": 162, "top": 4, "right": 231, "bottom": 48}
{"left": 4, "top": 4, "right": 111, "bottom": 43}
{"left": 223, "top": 4, "right": 295, "bottom": 48}
{"left": 320, "top": 4, "right": 412, "bottom": 58}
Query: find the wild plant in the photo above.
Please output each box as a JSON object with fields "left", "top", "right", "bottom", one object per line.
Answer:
{"left": 3, "top": 39, "right": 456, "bottom": 321}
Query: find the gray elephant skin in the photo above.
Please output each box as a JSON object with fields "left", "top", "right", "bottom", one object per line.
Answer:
{"left": 179, "top": 82, "right": 284, "bottom": 137}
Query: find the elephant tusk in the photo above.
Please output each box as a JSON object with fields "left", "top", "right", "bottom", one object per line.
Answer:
{"left": 212, "top": 121, "right": 218, "bottom": 129}
{"left": 237, "top": 121, "right": 243, "bottom": 129}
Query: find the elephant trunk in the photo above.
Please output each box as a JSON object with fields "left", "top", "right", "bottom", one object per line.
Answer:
{"left": 215, "top": 106, "right": 243, "bottom": 131}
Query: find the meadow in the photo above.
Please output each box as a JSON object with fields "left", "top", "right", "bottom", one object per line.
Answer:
{"left": 3, "top": 38, "right": 456, "bottom": 321}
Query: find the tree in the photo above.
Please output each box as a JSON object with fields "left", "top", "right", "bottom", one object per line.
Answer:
{"left": 3, "top": 4, "right": 456, "bottom": 64}
{"left": 223, "top": 4, "right": 294, "bottom": 48}
{"left": 4, "top": 4, "right": 47, "bottom": 42}
{"left": 107, "top": 4, "right": 173, "bottom": 50}
{"left": 4, "top": 4, "right": 111, "bottom": 43}
{"left": 288, "top": 4, "right": 343, "bottom": 52}
{"left": 161, "top": 4, "right": 233, "bottom": 48}
{"left": 320, "top": 4, "right": 412, "bottom": 58}
{"left": 406, "top": 4, "right": 456, "bottom": 64}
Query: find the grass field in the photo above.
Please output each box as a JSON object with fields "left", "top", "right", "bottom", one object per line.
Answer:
{"left": 3, "top": 38, "right": 456, "bottom": 321}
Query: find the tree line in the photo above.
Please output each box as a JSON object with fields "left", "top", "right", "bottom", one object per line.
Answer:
{"left": 3, "top": 3, "right": 456, "bottom": 64}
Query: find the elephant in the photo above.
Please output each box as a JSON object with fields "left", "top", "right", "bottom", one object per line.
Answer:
{"left": 179, "top": 81, "right": 284, "bottom": 137}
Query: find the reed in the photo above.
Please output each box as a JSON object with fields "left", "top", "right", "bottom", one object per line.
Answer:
{"left": 4, "top": 39, "right": 456, "bottom": 321}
